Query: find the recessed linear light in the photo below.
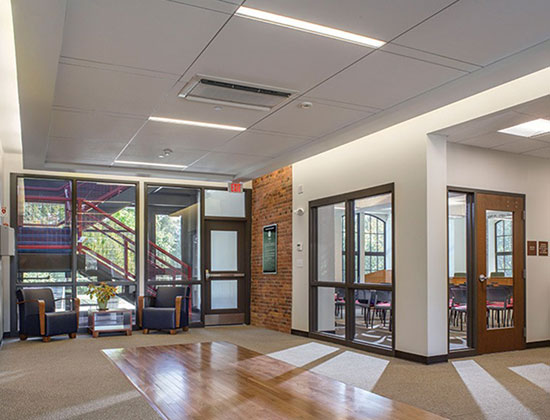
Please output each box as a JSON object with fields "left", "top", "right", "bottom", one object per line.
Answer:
{"left": 498, "top": 118, "right": 550, "bottom": 138}
{"left": 149, "top": 116, "right": 246, "bottom": 132}
{"left": 114, "top": 160, "right": 187, "bottom": 170}
{"left": 235, "top": 6, "right": 385, "bottom": 48}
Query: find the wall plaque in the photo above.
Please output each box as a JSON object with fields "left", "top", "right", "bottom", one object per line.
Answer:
{"left": 539, "top": 241, "right": 548, "bottom": 256}
{"left": 527, "top": 241, "right": 537, "bottom": 256}
{"left": 262, "top": 224, "right": 277, "bottom": 274}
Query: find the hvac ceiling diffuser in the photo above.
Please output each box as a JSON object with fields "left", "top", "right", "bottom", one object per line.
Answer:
{"left": 179, "top": 75, "right": 295, "bottom": 111}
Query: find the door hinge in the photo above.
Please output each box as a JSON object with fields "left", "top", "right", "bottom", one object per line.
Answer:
{"left": 524, "top": 327, "right": 526, "bottom": 337}
{"left": 523, "top": 269, "right": 526, "bottom": 279}
{"left": 522, "top": 211, "right": 526, "bottom": 220}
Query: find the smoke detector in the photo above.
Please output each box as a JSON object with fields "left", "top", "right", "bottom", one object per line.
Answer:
{"left": 158, "top": 148, "right": 173, "bottom": 159}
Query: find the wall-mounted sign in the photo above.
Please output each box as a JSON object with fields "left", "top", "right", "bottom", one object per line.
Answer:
{"left": 527, "top": 241, "right": 537, "bottom": 256}
{"left": 228, "top": 182, "right": 242, "bottom": 193}
{"left": 539, "top": 241, "right": 548, "bottom": 256}
{"left": 262, "top": 224, "right": 277, "bottom": 274}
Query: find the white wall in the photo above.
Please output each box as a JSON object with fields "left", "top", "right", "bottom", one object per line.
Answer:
{"left": 292, "top": 66, "right": 550, "bottom": 357}
{"left": 447, "top": 142, "right": 550, "bottom": 343}
{"left": 1, "top": 152, "right": 227, "bottom": 333}
{"left": 293, "top": 121, "right": 431, "bottom": 356}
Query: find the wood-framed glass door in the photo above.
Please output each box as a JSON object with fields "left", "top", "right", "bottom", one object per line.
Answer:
{"left": 204, "top": 220, "right": 246, "bottom": 325}
{"left": 475, "top": 192, "right": 525, "bottom": 353}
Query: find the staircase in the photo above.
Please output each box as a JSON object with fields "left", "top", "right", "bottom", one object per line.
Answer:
{"left": 18, "top": 182, "right": 192, "bottom": 283}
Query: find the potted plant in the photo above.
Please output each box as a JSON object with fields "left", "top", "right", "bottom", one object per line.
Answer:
{"left": 86, "top": 282, "right": 117, "bottom": 311}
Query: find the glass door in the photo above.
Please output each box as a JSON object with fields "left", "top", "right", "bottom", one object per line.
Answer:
{"left": 204, "top": 220, "right": 246, "bottom": 325}
{"left": 475, "top": 193, "right": 525, "bottom": 353}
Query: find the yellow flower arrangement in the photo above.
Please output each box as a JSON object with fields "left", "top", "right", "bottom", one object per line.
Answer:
{"left": 86, "top": 282, "right": 117, "bottom": 310}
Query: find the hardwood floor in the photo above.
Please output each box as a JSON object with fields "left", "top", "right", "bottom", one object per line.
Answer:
{"left": 103, "top": 341, "right": 445, "bottom": 420}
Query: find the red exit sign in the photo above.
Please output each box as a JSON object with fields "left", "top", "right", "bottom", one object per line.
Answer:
{"left": 228, "top": 182, "right": 242, "bottom": 193}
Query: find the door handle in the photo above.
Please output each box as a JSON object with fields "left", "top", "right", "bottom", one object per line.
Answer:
{"left": 479, "top": 274, "right": 489, "bottom": 283}
{"left": 205, "top": 270, "right": 245, "bottom": 280}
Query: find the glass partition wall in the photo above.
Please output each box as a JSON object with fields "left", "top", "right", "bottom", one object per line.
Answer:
{"left": 13, "top": 178, "right": 250, "bottom": 333}
{"left": 310, "top": 184, "right": 394, "bottom": 353}
{"left": 13, "top": 177, "right": 138, "bottom": 329}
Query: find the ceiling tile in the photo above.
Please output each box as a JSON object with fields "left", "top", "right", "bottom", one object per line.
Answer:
{"left": 514, "top": 95, "right": 550, "bottom": 119}
{"left": 534, "top": 133, "right": 550, "bottom": 144}
{"left": 252, "top": 99, "right": 373, "bottom": 137}
{"left": 117, "top": 143, "right": 207, "bottom": 167}
{"left": 441, "top": 111, "right": 534, "bottom": 143}
{"left": 524, "top": 146, "right": 550, "bottom": 158}
{"left": 309, "top": 50, "right": 465, "bottom": 109}
{"left": 46, "top": 137, "right": 126, "bottom": 165}
{"left": 130, "top": 120, "right": 240, "bottom": 150}
{"left": 53, "top": 63, "right": 175, "bottom": 117}
{"left": 182, "top": 17, "right": 367, "bottom": 93}
{"left": 396, "top": 0, "right": 550, "bottom": 66}
{"left": 460, "top": 132, "right": 517, "bottom": 149}
{"left": 187, "top": 151, "right": 272, "bottom": 174}
{"left": 244, "top": 0, "right": 455, "bottom": 42}
{"left": 382, "top": 43, "right": 481, "bottom": 73}
{"left": 216, "top": 130, "right": 311, "bottom": 157}
{"left": 61, "top": 0, "right": 233, "bottom": 75}
{"left": 49, "top": 109, "right": 145, "bottom": 141}
{"left": 492, "top": 138, "right": 548, "bottom": 154}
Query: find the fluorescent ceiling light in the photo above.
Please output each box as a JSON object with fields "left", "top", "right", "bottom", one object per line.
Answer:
{"left": 235, "top": 6, "right": 385, "bottom": 48}
{"left": 149, "top": 116, "right": 246, "bottom": 132}
{"left": 498, "top": 118, "right": 550, "bottom": 138}
{"left": 114, "top": 160, "right": 187, "bottom": 170}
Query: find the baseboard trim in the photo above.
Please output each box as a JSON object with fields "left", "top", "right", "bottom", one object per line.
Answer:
{"left": 526, "top": 340, "right": 550, "bottom": 349}
{"left": 290, "top": 329, "right": 309, "bottom": 338}
{"left": 395, "top": 350, "right": 448, "bottom": 365}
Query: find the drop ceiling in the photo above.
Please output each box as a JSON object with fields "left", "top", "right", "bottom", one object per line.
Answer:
{"left": 432, "top": 95, "right": 550, "bottom": 156}
{"left": 11, "top": 0, "right": 550, "bottom": 181}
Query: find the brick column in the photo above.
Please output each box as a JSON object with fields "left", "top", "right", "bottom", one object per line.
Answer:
{"left": 251, "top": 166, "right": 292, "bottom": 333}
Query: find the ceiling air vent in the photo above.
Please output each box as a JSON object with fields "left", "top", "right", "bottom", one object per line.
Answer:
{"left": 178, "top": 75, "right": 295, "bottom": 111}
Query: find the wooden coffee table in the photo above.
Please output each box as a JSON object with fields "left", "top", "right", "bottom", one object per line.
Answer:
{"left": 88, "top": 309, "right": 132, "bottom": 338}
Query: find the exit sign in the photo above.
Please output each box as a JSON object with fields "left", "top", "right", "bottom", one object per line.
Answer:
{"left": 228, "top": 182, "right": 242, "bottom": 193}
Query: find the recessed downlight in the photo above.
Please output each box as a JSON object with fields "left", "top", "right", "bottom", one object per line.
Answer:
{"left": 498, "top": 118, "right": 550, "bottom": 138}
{"left": 235, "top": 6, "right": 385, "bottom": 48}
{"left": 114, "top": 160, "right": 187, "bottom": 170}
{"left": 149, "top": 116, "right": 246, "bottom": 132}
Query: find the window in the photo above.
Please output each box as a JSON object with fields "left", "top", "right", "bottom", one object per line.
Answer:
{"left": 16, "top": 178, "right": 73, "bottom": 284}
{"left": 146, "top": 185, "right": 200, "bottom": 283}
{"left": 146, "top": 185, "right": 201, "bottom": 325}
{"left": 310, "top": 186, "right": 394, "bottom": 352}
{"left": 364, "top": 214, "right": 385, "bottom": 274}
{"left": 341, "top": 214, "right": 360, "bottom": 281}
{"left": 76, "top": 181, "right": 137, "bottom": 283}
{"left": 495, "top": 219, "right": 513, "bottom": 277}
{"left": 23, "top": 202, "right": 66, "bottom": 226}
{"left": 14, "top": 176, "right": 138, "bottom": 330}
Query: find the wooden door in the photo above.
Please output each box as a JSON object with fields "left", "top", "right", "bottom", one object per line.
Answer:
{"left": 475, "top": 193, "right": 525, "bottom": 353}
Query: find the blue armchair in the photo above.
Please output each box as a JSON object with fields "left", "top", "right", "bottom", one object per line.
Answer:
{"left": 16, "top": 288, "right": 80, "bottom": 342}
{"left": 138, "top": 287, "right": 190, "bottom": 335}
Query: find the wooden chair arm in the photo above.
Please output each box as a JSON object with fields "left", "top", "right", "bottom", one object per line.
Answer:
{"left": 138, "top": 296, "right": 144, "bottom": 328}
{"left": 38, "top": 299, "right": 45, "bottom": 336}
{"left": 74, "top": 298, "right": 80, "bottom": 329}
{"left": 175, "top": 296, "right": 183, "bottom": 328}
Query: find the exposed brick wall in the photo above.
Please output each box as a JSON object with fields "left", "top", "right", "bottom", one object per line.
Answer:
{"left": 251, "top": 166, "right": 292, "bottom": 333}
